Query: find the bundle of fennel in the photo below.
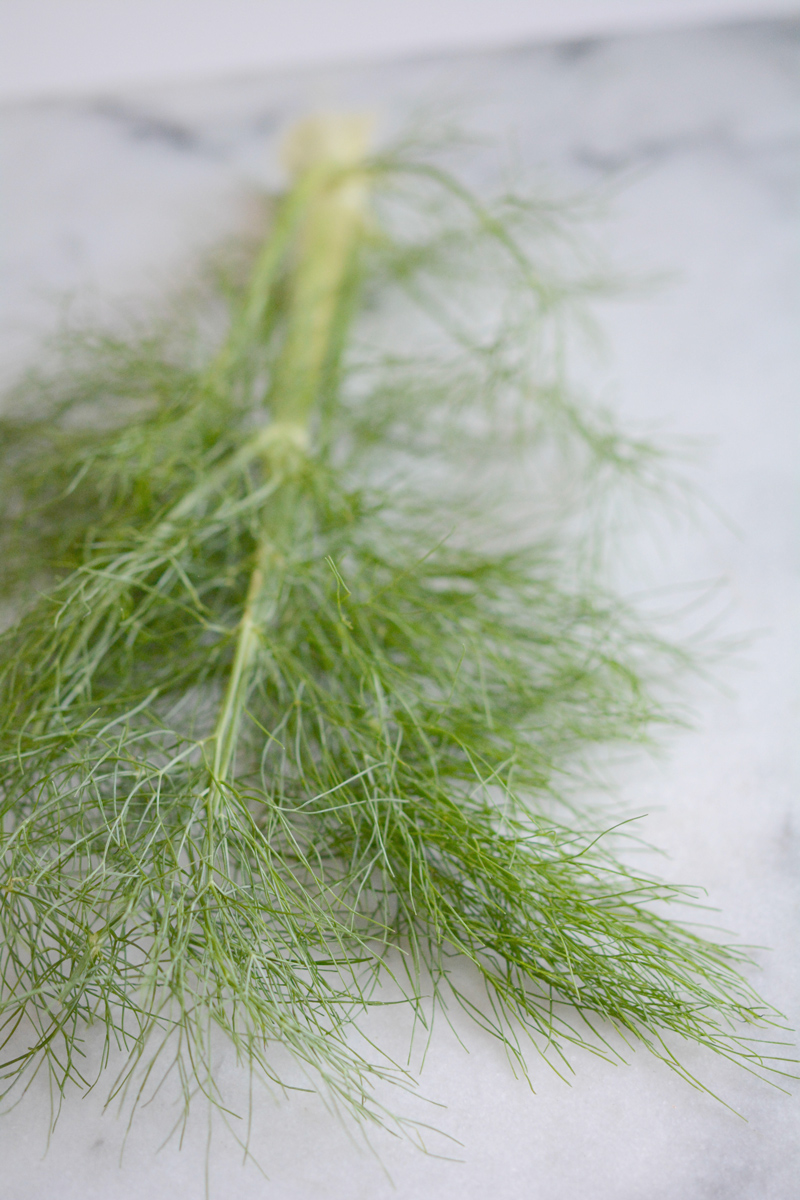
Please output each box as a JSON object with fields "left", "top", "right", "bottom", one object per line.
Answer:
{"left": 0, "top": 115, "right": 788, "bottom": 1145}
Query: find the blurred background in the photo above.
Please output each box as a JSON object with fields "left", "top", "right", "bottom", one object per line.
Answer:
{"left": 1, "top": 0, "right": 797, "bottom": 102}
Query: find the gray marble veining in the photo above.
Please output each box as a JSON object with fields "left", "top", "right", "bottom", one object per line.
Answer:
{"left": 1, "top": 18, "right": 798, "bottom": 1200}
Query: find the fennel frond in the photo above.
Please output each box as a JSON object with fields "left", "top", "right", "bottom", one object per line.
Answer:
{"left": 0, "top": 115, "right": 791, "bottom": 1149}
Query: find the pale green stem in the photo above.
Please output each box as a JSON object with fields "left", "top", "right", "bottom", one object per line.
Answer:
{"left": 211, "top": 535, "right": 276, "bottom": 786}
{"left": 203, "top": 166, "right": 323, "bottom": 391}
{"left": 205, "top": 115, "right": 373, "bottom": 838}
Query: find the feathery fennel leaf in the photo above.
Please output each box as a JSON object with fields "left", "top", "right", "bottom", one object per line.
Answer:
{"left": 0, "top": 115, "right": 791, "bottom": 1149}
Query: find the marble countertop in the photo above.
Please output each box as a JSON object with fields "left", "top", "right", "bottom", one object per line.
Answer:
{"left": 1, "top": 17, "right": 798, "bottom": 1200}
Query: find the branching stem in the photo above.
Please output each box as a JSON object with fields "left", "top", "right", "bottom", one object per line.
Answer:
{"left": 210, "top": 535, "right": 278, "bottom": 791}
{"left": 206, "top": 115, "right": 374, "bottom": 835}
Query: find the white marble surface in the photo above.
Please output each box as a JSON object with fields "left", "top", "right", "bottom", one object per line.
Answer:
{"left": 4, "top": 1, "right": 800, "bottom": 103}
{"left": 1, "top": 18, "right": 798, "bottom": 1200}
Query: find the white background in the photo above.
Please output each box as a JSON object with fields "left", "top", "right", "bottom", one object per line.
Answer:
{"left": 0, "top": 0, "right": 798, "bottom": 102}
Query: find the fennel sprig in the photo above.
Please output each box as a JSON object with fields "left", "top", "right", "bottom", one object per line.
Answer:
{"left": 0, "top": 115, "right": 791, "bottom": 1151}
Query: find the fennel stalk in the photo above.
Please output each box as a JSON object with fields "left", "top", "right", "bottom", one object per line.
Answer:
{"left": 0, "top": 114, "right": 791, "bottom": 1151}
